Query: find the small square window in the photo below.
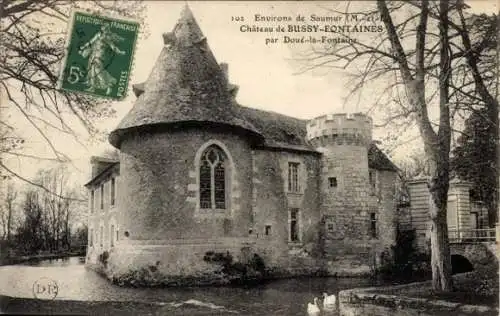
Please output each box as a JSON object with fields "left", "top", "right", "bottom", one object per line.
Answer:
{"left": 265, "top": 225, "right": 272, "bottom": 236}
{"left": 328, "top": 177, "right": 337, "bottom": 188}
{"left": 327, "top": 223, "right": 334, "bottom": 232}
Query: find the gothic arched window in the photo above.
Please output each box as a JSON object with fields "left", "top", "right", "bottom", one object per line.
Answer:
{"left": 199, "top": 145, "right": 228, "bottom": 209}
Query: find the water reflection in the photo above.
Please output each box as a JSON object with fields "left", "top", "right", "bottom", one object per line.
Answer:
{"left": 20, "top": 256, "right": 86, "bottom": 267}
{"left": 1, "top": 257, "right": 394, "bottom": 315}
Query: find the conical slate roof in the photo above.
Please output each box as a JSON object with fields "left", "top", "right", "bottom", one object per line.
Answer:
{"left": 109, "top": 5, "right": 262, "bottom": 148}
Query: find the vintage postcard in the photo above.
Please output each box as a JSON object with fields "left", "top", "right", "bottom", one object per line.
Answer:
{"left": 0, "top": 1, "right": 498, "bottom": 315}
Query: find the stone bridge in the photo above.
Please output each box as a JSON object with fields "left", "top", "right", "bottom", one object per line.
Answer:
{"left": 449, "top": 242, "right": 498, "bottom": 277}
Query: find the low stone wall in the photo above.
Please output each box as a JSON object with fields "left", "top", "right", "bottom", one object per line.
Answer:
{"left": 339, "top": 278, "right": 499, "bottom": 316}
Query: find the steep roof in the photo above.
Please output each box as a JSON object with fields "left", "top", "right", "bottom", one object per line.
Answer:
{"left": 238, "top": 106, "right": 316, "bottom": 152}
{"left": 109, "top": 5, "right": 262, "bottom": 148}
{"left": 107, "top": 5, "right": 398, "bottom": 173}
{"left": 368, "top": 144, "right": 399, "bottom": 172}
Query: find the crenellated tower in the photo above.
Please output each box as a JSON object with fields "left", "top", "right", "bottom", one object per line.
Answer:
{"left": 307, "top": 113, "right": 377, "bottom": 245}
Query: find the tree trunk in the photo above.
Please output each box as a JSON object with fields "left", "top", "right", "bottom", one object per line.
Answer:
{"left": 428, "top": 152, "right": 453, "bottom": 291}
{"left": 427, "top": 0, "right": 453, "bottom": 291}
{"left": 7, "top": 202, "right": 12, "bottom": 242}
{"left": 488, "top": 103, "right": 499, "bottom": 227}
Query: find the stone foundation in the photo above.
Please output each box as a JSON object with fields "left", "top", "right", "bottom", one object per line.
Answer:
{"left": 85, "top": 237, "right": 379, "bottom": 286}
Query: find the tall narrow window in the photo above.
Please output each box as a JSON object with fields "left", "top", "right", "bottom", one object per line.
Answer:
{"left": 90, "top": 228, "right": 93, "bottom": 247}
{"left": 289, "top": 208, "right": 300, "bottom": 242}
{"left": 265, "top": 225, "right": 272, "bottom": 236}
{"left": 110, "top": 225, "right": 115, "bottom": 247}
{"left": 90, "top": 190, "right": 95, "bottom": 213}
{"left": 110, "top": 178, "right": 116, "bottom": 206}
{"left": 100, "top": 226, "right": 103, "bottom": 247}
{"left": 288, "top": 162, "right": 300, "bottom": 192}
{"left": 116, "top": 229, "right": 119, "bottom": 242}
{"left": 100, "top": 184, "right": 104, "bottom": 210}
{"left": 370, "top": 213, "right": 377, "bottom": 238}
{"left": 199, "top": 145, "right": 227, "bottom": 209}
{"left": 369, "top": 170, "right": 376, "bottom": 191}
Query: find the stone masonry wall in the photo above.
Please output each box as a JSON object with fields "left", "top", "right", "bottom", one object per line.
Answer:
{"left": 320, "top": 144, "right": 380, "bottom": 274}
{"left": 117, "top": 128, "right": 253, "bottom": 240}
{"left": 251, "top": 149, "right": 323, "bottom": 274}
{"left": 306, "top": 113, "right": 397, "bottom": 275}
{"left": 87, "top": 166, "right": 120, "bottom": 265}
{"left": 106, "top": 127, "right": 255, "bottom": 280}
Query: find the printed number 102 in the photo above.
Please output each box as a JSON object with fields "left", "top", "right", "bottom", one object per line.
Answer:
{"left": 231, "top": 16, "right": 244, "bottom": 22}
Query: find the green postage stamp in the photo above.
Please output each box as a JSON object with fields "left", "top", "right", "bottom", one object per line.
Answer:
{"left": 58, "top": 11, "right": 139, "bottom": 100}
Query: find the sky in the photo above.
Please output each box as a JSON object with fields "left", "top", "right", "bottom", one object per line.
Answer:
{"left": 3, "top": 0, "right": 498, "bottom": 188}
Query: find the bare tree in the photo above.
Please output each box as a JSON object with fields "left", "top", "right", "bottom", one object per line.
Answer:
{"left": 295, "top": 1, "right": 497, "bottom": 291}
{"left": 0, "top": 0, "right": 147, "bottom": 190}
{"left": 0, "top": 182, "right": 18, "bottom": 241}
{"left": 4, "top": 183, "right": 17, "bottom": 241}
{"left": 395, "top": 150, "right": 431, "bottom": 181}
{"left": 35, "top": 165, "right": 82, "bottom": 251}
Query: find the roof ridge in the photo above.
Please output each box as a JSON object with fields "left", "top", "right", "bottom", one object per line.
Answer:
{"left": 238, "top": 104, "right": 308, "bottom": 123}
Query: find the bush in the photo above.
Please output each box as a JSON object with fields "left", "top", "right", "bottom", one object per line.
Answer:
{"left": 378, "top": 229, "right": 430, "bottom": 280}
{"left": 203, "top": 251, "right": 266, "bottom": 284}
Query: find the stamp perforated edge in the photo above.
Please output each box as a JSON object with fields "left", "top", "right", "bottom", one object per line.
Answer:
{"left": 56, "top": 8, "right": 140, "bottom": 101}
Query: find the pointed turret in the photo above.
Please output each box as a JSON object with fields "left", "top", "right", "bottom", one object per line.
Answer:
{"left": 109, "top": 5, "right": 262, "bottom": 148}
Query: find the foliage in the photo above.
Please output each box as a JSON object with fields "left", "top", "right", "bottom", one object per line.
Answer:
{"left": 71, "top": 224, "right": 88, "bottom": 252}
{"left": 378, "top": 229, "right": 430, "bottom": 280}
{"left": 0, "top": 182, "right": 18, "bottom": 241}
{"left": 451, "top": 107, "right": 497, "bottom": 226}
{"left": 2, "top": 165, "right": 86, "bottom": 257}
{"left": 203, "top": 251, "right": 267, "bottom": 283}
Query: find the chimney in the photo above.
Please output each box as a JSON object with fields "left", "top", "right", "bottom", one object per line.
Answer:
{"left": 163, "top": 32, "right": 176, "bottom": 46}
{"left": 90, "top": 156, "right": 118, "bottom": 179}
{"left": 220, "top": 62, "right": 229, "bottom": 82}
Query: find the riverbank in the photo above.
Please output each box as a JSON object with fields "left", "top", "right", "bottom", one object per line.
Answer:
{"left": 339, "top": 272, "right": 499, "bottom": 316}
{"left": 0, "top": 252, "right": 86, "bottom": 266}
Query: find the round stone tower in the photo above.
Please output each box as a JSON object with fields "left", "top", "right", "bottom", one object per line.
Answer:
{"left": 306, "top": 113, "right": 375, "bottom": 240}
{"left": 105, "top": 5, "right": 263, "bottom": 283}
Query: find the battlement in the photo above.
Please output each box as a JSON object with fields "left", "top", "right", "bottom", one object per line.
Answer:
{"left": 306, "top": 113, "right": 372, "bottom": 146}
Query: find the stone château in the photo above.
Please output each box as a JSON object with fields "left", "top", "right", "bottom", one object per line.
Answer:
{"left": 84, "top": 6, "right": 401, "bottom": 285}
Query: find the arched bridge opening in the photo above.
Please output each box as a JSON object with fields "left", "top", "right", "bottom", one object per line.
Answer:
{"left": 451, "top": 254, "right": 474, "bottom": 274}
{"left": 449, "top": 243, "right": 498, "bottom": 278}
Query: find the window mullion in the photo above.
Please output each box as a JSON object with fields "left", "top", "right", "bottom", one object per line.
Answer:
{"left": 211, "top": 166, "right": 215, "bottom": 209}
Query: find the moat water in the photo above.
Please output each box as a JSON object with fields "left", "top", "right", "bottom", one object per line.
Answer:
{"left": 0, "top": 257, "right": 399, "bottom": 315}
